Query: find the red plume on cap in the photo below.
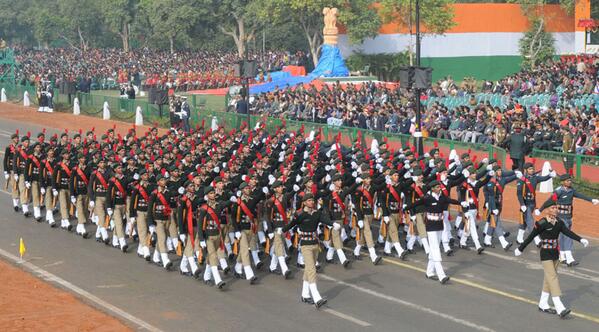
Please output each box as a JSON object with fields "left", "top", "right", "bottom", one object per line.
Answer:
{"left": 433, "top": 140, "right": 439, "bottom": 148}
{"left": 410, "top": 145, "right": 416, "bottom": 153}
{"left": 568, "top": 168, "right": 574, "bottom": 176}
{"left": 551, "top": 193, "right": 558, "bottom": 201}
{"left": 26, "top": 131, "right": 31, "bottom": 138}
{"left": 150, "top": 155, "right": 155, "bottom": 162}
{"left": 383, "top": 136, "right": 388, "bottom": 144}
{"left": 42, "top": 128, "right": 46, "bottom": 134}
{"left": 493, "top": 152, "right": 498, "bottom": 159}
{"left": 113, "top": 124, "right": 116, "bottom": 130}
{"left": 187, "top": 173, "right": 194, "bottom": 181}
{"left": 15, "top": 129, "right": 19, "bottom": 136}
{"left": 161, "top": 168, "right": 167, "bottom": 176}
{"left": 531, "top": 158, "right": 536, "bottom": 165}
{"left": 440, "top": 152, "right": 444, "bottom": 158}
{"left": 91, "top": 127, "right": 95, "bottom": 132}
{"left": 497, "top": 160, "right": 502, "bottom": 167}
{"left": 78, "top": 129, "right": 82, "bottom": 135}
{"left": 472, "top": 155, "right": 477, "bottom": 164}
{"left": 436, "top": 173, "right": 441, "bottom": 181}
{"left": 335, "top": 132, "right": 341, "bottom": 143}
{"left": 201, "top": 119, "right": 205, "bottom": 128}
{"left": 219, "top": 170, "right": 225, "bottom": 178}
{"left": 445, "top": 157, "right": 450, "bottom": 169}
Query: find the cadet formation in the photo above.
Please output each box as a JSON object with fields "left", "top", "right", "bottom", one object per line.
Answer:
{"left": 2, "top": 123, "right": 597, "bottom": 315}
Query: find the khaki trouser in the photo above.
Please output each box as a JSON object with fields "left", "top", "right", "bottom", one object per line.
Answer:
{"left": 94, "top": 196, "right": 107, "bottom": 227}
{"left": 236, "top": 229, "right": 252, "bottom": 266}
{"left": 331, "top": 220, "right": 343, "bottom": 250}
{"left": 112, "top": 204, "right": 126, "bottom": 239}
{"left": 31, "top": 181, "right": 41, "bottom": 207}
{"left": 9, "top": 171, "right": 19, "bottom": 199}
{"left": 136, "top": 211, "right": 149, "bottom": 248}
{"left": 542, "top": 260, "right": 562, "bottom": 296}
{"left": 125, "top": 197, "right": 131, "bottom": 221}
{"left": 18, "top": 175, "right": 29, "bottom": 204}
{"left": 387, "top": 213, "right": 401, "bottom": 243}
{"left": 183, "top": 233, "right": 200, "bottom": 258}
{"left": 75, "top": 194, "right": 89, "bottom": 225}
{"left": 273, "top": 231, "right": 286, "bottom": 257}
{"left": 44, "top": 186, "right": 54, "bottom": 209}
{"left": 301, "top": 244, "right": 319, "bottom": 283}
{"left": 166, "top": 211, "right": 178, "bottom": 239}
{"left": 156, "top": 220, "right": 168, "bottom": 254}
{"left": 415, "top": 213, "right": 427, "bottom": 237}
{"left": 206, "top": 234, "right": 221, "bottom": 266}
{"left": 58, "top": 189, "right": 70, "bottom": 220}
{"left": 358, "top": 214, "right": 375, "bottom": 248}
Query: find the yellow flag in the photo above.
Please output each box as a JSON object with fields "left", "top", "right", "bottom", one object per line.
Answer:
{"left": 19, "top": 237, "right": 26, "bottom": 259}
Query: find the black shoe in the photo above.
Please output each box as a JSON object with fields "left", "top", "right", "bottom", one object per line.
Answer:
{"left": 35, "top": 217, "right": 42, "bottom": 222}
{"left": 516, "top": 240, "right": 523, "bottom": 245}
{"left": 567, "top": 261, "right": 579, "bottom": 267}
{"left": 133, "top": 234, "right": 139, "bottom": 242}
{"left": 180, "top": 270, "right": 191, "bottom": 277}
{"left": 536, "top": 242, "right": 542, "bottom": 249}
{"left": 216, "top": 281, "right": 226, "bottom": 290}
{"left": 228, "top": 253, "right": 235, "bottom": 262}
{"left": 399, "top": 250, "right": 408, "bottom": 260}
{"left": 373, "top": 256, "right": 382, "bottom": 265}
{"left": 121, "top": 244, "right": 128, "bottom": 253}
{"left": 446, "top": 249, "right": 454, "bottom": 257}
{"left": 233, "top": 272, "right": 243, "bottom": 279}
{"left": 192, "top": 269, "right": 201, "bottom": 278}
{"left": 145, "top": 255, "right": 151, "bottom": 262}
{"left": 14, "top": 206, "right": 19, "bottom": 212}
{"left": 315, "top": 298, "right": 327, "bottom": 309}
{"left": 503, "top": 231, "right": 510, "bottom": 238}
{"left": 538, "top": 307, "right": 557, "bottom": 315}
{"left": 285, "top": 256, "right": 291, "bottom": 264}
{"left": 82, "top": 232, "right": 89, "bottom": 239}
{"left": 103, "top": 238, "right": 110, "bottom": 245}
{"left": 353, "top": 254, "right": 362, "bottom": 260}
{"left": 383, "top": 252, "right": 393, "bottom": 257}
{"left": 440, "top": 276, "right": 450, "bottom": 284}
{"left": 256, "top": 261, "right": 264, "bottom": 270}
{"left": 503, "top": 242, "right": 513, "bottom": 251}
{"left": 222, "top": 266, "right": 230, "bottom": 275}
{"left": 164, "top": 261, "right": 173, "bottom": 270}
{"left": 66, "top": 224, "right": 73, "bottom": 232}
{"left": 296, "top": 263, "right": 305, "bottom": 269}
{"left": 477, "top": 247, "right": 485, "bottom": 255}
{"left": 449, "top": 238, "right": 455, "bottom": 247}
{"left": 315, "top": 264, "right": 322, "bottom": 272}
{"left": 95, "top": 237, "right": 102, "bottom": 242}
{"left": 559, "top": 308, "right": 571, "bottom": 319}
{"left": 203, "top": 279, "right": 214, "bottom": 286}
{"left": 407, "top": 249, "right": 415, "bottom": 254}
{"left": 301, "top": 297, "right": 314, "bottom": 304}
{"left": 24, "top": 212, "right": 31, "bottom": 217}
{"left": 50, "top": 222, "right": 57, "bottom": 228}
{"left": 342, "top": 260, "right": 351, "bottom": 268}
{"left": 459, "top": 245, "right": 470, "bottom": 250}
{"left": 426, "top": 274, "right": 438, "bottom": 280}
{"left": 326, "top": 258, "right": 335, "bottom": 264}
{"left": 283, "top": 270, "right": 292, "bottom": 279}
{"left": 482, "top": 243, "right": 494, "bottom": 248}
{"left": 269, "top": 268, "right": 281, "bottom": 275}
{"left": 168, "top": 249, "right": 175, "bottom": 254}
{"left": 258, "top": 251, "right": 265, "bottom": 259}
{"left": 249, "top": 276, "right": 258, "bottom": 285}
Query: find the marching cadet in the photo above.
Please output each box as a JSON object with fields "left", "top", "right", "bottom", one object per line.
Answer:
{"left": 107, "top": 163, "right": 130, "bottom": 252}
{"left": 515, "top": 199, "right": 589, "bottom": 318}
{"left": 70, "top": 153, "right": 91, "bottom": 238}
{"left": 406, "top": 180, "right": 463, "bottom": 284}
{"left": 537, "top": 174, "right": 599, "bottom": 266}
{"left": 54, "top": 149, "right": 73, "bottom": 231}
{"left": 516, "top": 162, "right": 555, "bottom": 245}
{"left": 281, "top": 193, "right": 340, "bottom": 308}
{"left": 457, "top": 166, "right": 491, "bottom": 254}
{"left": 130, "top": 168, "right": 153, "bottom": 260}
{"left": 435, "top": 164, "right": 465, "bottom": 255}
{"left": 24, "top": 142, "right": 44, "bottom": 222}
{"left": 177, "top": 180, "right": 201, "bottom": 278}
{"left": 41, "top": 147, "right": 57, "bottom": 226}
{"left": 482, "top": 165, "right": 518, "bottom": 250}
{"left": 166, "top": 165, "right": 184, "bottom": 253}
{"left": 321, "top": 173, "right": 357, "bottom": 267}
{"left": 4, "top": 133, "right": 20, "bottom": 211}
{"left": 265, "top": 180, "right": 294, "bottom": 277}
{"left": 403, "top": 168, "right": 430, "bottom": 255}
{"left": 231, "top": 182, "right": 260, "bottom": 284}
{"left": 147, "top": 174, "right": 173, "bottom": 269}
{"left": 353, "top": 171, "right": 384, "bottom": 265}
{"left": 213, "top": 176, "right": 234, "bottom": 271}
{"left": 14, "top": 135, "right": 31, "bottom": 216}
{"left": 381, "top": 170, "right": 408, "bottom": 260}
{"left": 89, "top": 158, "right": 111, "bottom": 243}
{"left": 197, "top": 186, "right": 230, "bottom": 289}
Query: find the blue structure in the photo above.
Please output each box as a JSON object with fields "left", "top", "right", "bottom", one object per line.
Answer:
{"left": 310, "top": 44, "right": 349, "bottom": 77}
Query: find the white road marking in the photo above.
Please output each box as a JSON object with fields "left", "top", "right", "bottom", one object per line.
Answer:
{"left": 322, "top": 308, "right": 371, "bottom": 327}
{"left": 97, "top": 284, "right": 127, "bottom": 289}
{"left": 42, "top": 260, "right": 63, "bottom": 268}
{"left": 0, "top": 247, "right": 163, "bottom": 332}
{"left": 320, "top": 274, "right": 496, "bottom": 332}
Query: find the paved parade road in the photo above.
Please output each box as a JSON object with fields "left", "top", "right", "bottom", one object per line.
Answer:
{"left": 1, "top": 118, "right": 599, "bottom": 332}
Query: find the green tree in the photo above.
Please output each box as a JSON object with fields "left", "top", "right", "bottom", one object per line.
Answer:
{"left": 0, "top": 0, "right": 35, "bottom": 44}
{"left": 379, "top": 0, "right": 456, "bottom": 65}
{"left": 99, "top": 0, "right": 139, "bottom": 52}
{"left": 54, "top": 0, "right": 103, "bottom": 51}
{"left": 24, "top": 0, "right": 64, "bottom": 48}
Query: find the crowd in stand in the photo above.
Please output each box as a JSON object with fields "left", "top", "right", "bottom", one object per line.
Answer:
{"left": 13, "top": 47, "right": 306, "bottom": 91}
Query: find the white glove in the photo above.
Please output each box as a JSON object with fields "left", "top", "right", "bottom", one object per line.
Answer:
{"left": 236, "top": 190, "right": 241, "bottom": 197}
{"left": 488, "top": 170, "right": 495, "bottom": 177}
{"left": 303, "top": 151, "right": 309, "bottom": 159}
{"left": 268, "top": 232, "right": 274, "bottom": 239}
{"left": 276, "top": 228, "right": 282, "bottom": 235}
{"left": 356, "top": 177, "right": 362, "bottom": 184}
{"left": 410, "top": 215, "right": 416, "bottom": 221}
{"left": 268, "top": 175, "right": 275, "bottom": 185}
{"left": 520, "top": 205, "right": 527, "bottom": 213}
{"left": 235, "top": 231, "right": 241, "bottom": 239}
{"left": 262, "top": 187, "right": 268, "bottom": 194}
{"left": 481, "top": 158, "right": 489, "bottom": 164}
{"left": 52, "top": 189, "right": 58, "bottom": 197}
{"left": 242, "top": 175, "right": 247, "bottom": 181}
{"left": 357, "top": 220, "right": 364, "bottom": 228}
{"left": 89, "top": 200, "right": 95, "bottom": 208}
{"left": 222, "top": 162, "right": 227, "bottom": 169}
{"left": 40, "top": 187, "right": 46, "bottom": 195}
{"left": 592, "top": 199, "right": 599, "bottom": 205}
{"left": 428, "top": 159, "right": 435, "bottom": 168}
{"left": 325, "top": 165, "right": 331, "bottom": 171}
{"left": 460, "top": 201, "right": 469, "bottom": 208}
{"left": 14, "top": 174, "right": 19, "bottom": 181}
{"left": 213, "top": 166, "right": 220, "bottom": 173}
{"left": 281, "top": 144, "right": 286, "bottom": 149}
{"left": 325, "top": 174, "right": 331, "bottom": 182}
{"left": 130, "top": 217, "right": 136, "bottom": 224}
{"left": 133, "top": 173, "right": 140, "bottom": 180}
{"left": 492, "top": 209, "right": 499, "bottom": 215}
{"left": 179, "top": 234, "right": 186, "bottom": 243}
{"left": 514, "top": 248, "right": 522, "bottom": 257}
{"left": 550, "top": 170, "right": 557, "bottom": 178}
{"left": 515, "top": 170, "right": 523, "bottom": 178}
{"left": 200, "top": 240, "right": 207, "bottom": 248}
{"left": 581, "top": 239, "right": 589, "bottom": 247}
{"left": 383, "top": 216, "right": 390, "bottom": 224}
{"left": 404, "top": 163, "right": 411, "bottom": 170}
{"left": 107, "top": 208, "right": 113, "bottom": 216}
{"left": 3, "top": 171, "right": 8, "bottom": 180}
{"left": 230, "top": 196, "right": 237, "bottom": 203}
{"left": 176, "top": 187, "right": 183, "bottom": 195}
{"left": 351, "top": 171, "right": 357, "bottom": 178}
{"left": 534, "top": 209, "right": 541, "bottom": 216}
{"left": 149, "top": 225, "right": 156, "bottom": 234}
{"left": 296, "top": 174, "right": 302, "bottom": 183}
{"left": 293, "top": 184, "right": 300, "bottom": 192}
{"left": 333, "top": 222, "right": 341, "bottom": 231}
{"left": 404, "top": 171, "right": 411, "bottom": 179}
{"left": 462, "top": 169, "right": 470, "bottom": 178}
{"left": 70, "top": 196, "right": 76, "bottom": 204}
{"left": 25, "top": 181, "right": 31, "bottom": 189}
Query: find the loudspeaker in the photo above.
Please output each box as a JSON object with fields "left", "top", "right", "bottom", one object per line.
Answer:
{"left": 234, "top": 62, "right": 242, "bottom": 77}
{"left": 414, "top": 67, "right": 432, "bottom": 89}
{"left": 399, "top": 67, "right": 414, "bottom": 89}
{"left": 242, "top": 60, "right": 256, "bottom": 78}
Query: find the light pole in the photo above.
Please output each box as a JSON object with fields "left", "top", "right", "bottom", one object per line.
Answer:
{"left": 414, "top": 0, "right": 423, "bottom": 156}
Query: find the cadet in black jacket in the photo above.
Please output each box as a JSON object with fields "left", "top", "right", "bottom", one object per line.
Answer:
{"left": 129, "top": 169, "right": 153, "bottom": 260}
{"left": 515, "top": 199, "right": 589, "bottom": 318}
{"left": 147, "top": 175, "right": 173, "bottom": 269}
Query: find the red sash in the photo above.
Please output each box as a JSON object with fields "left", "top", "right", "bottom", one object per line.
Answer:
{"left": 273, "top": 197, "right": 289, "bottom": 224}
{"left": 19, "top": 148, "right": 29, "bottom": 161}
{"left": 332, "top": 191, "right": 346, "bottom": 211}
{"left": 463, "top": 183, "right": 479, "bottom": 208}
{"left": 238, "top": 200, "right": 255, "bottom": 220}
{"left": 156, "top": 191, "right": 172, "bottom": 216}
{"left": 59, "top": 162, "right": 72, "bottom": 177}
{"left": 44, "top": 160, "right": 54, "bottom": 175}
{"left": 360, "top": 187, "right": 374, "bottom": 206}
{"left": 522, "top": 177, "right": 535, "bottom": 198}
{"left": 30, "top": 156, "right": 41, "bottom": 169}
{"left": 388, "top": 185, "right": 402, "bottom": 204}
{"left": 440, "top": 183, "right": 449, "bottom": 197}
{"left": 137, "top": 185, "right": 149, "bottom": 202}
{"left": 75, "top": 167, "right": 89, "bottom": 185}
{"left": 112, "top": 178, "right": 127, "bottom": 197}
{"left": 95, "top": 171, "right": 109, "bottom": 189}
{"left": 491, "top": 178, "right": 503, "bottom": 194}
{"left": 412, "top": 184, "right": 425, "bottom": 198}
{"left": 202, "top": 204, "right": 224, "bottom": 250}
